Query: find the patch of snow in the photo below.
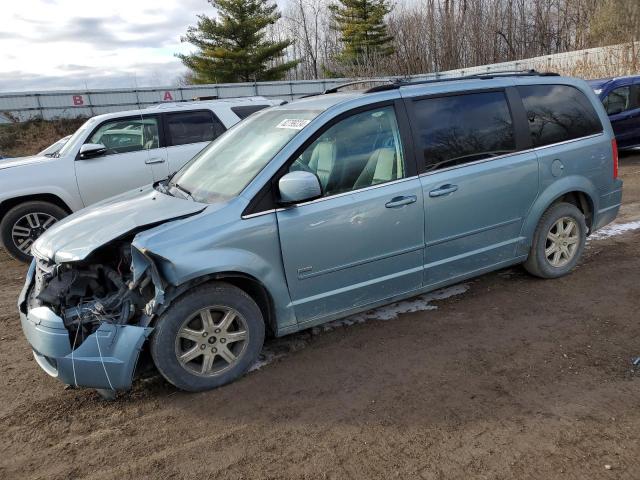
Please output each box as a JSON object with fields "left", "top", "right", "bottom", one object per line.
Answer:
{"left": 590, "top": 221, "right": 640, "bottom": 240}
{"left": 249, "top": 336, "right": 311, "bottom": 372}
{"left": 250, "top": 284, "right": 470, "bottom": 370}
{"left": 346, "top": 283, "right": 470, "bottom": 323}
{"left": 249, "top": 351, "right": 286, "bottom": 372}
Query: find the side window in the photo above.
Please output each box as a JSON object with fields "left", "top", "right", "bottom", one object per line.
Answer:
{"left": 603, "top": 86, "right": 631, "bottom": 115}
{"left": 518, "top": 85, "right": 602, "bottom": 148}
{"left": 289, "top": 106, "right": 405, "bottom": 197}
{"left": 231, "top": 105, "right": 270, "bottom": 119}
{"left": 412, "top": 91, "right": 516, "bottom": 172}
{"left": 603, "top": 85, "right": 640, "bottom": 115}
{"left": 166, "top": 111, "right": 225, "bottom": 147}
{"left": 88, "top": 117, "right": 159, "bottom": 154}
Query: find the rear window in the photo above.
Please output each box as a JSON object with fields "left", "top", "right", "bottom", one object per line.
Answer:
{"left": 166, "top": 110, "right": 226, "bottom": 147}
{"left": 412, "top": 91, "right": 517, "bottom": 172}
{"left": 517, "top": 85, "right": 602, "bottom": 148}
{"left": 231, "top": 105, "right": 270, "bottom": 119}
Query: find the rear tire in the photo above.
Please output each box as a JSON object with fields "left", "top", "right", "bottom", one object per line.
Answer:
{"left": 524, "top": 202, "right": 587, "bottom": 279}
{"left": 151, "top": 282, "right": 265, "bottom": 392}
{"left": 0, "top": 201, "right": 67, "bottom": 263}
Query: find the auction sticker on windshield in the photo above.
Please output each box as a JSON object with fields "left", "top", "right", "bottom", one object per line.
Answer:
{"left": 276, "top": 119, "right": 311, "bottom": 130}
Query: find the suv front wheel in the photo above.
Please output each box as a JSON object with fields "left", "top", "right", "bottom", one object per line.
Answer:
{"left": 524, "top": 202, "right": 587, "bottom": 279}
{"left": 0, "top": 201, "right": 68, "bottom": 263}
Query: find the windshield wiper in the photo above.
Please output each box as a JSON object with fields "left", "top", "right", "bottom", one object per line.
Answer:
{"left": 170, "top": 183, "right": 194, "bottom": 201}
{"left": 167, "top": 170, "right": 178, "bottom": 183}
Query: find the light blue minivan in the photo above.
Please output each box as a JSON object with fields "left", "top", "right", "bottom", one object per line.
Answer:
{"left": 19, "top": 72, "right": 623, "bottom": 395}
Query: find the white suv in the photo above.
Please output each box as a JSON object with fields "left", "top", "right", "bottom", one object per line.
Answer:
{"left": 0, "top": 96, "right": 282, "bottom": 262}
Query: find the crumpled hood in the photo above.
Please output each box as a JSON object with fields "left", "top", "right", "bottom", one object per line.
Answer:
{"left": 0, "top": 155, "right": 47, "bottom": 170}
{"left": 32, "top": 186, "right": 207, "bottom": 263}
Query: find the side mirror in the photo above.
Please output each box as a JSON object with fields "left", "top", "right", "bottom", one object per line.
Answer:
{"left": 78, "top": 143, "right": 107, "bottom": 159}
{"left": 278, "top": 171, "right": 322, "bottom": 204}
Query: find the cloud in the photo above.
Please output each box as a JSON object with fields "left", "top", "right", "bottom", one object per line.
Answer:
{"left": 0, "top": 0, "right": 211, "bottom": 91}
{"left": 0, "top": 58, "right": 187, "bottom": 92}
{"left": 25, "top": 15, "right": 191, "bottom": 50}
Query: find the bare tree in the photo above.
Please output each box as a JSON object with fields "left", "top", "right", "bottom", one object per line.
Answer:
{"left": 269, "top": 0, "right": 636, "bottom": 82}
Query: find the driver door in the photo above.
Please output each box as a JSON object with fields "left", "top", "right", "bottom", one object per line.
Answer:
{"left": 74, "top": 115, "right": 165, "bottom": 206}
{"left": 276, "top": 103, "right": 424, "bottom": 325}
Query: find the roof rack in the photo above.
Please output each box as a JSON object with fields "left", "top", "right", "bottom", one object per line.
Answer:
{"left": 299, "top": 79, "right": 395, "bottom": 98}
{"left": 323, "top": 79, "right": 395, "bottom": 94}
{"left": 300, "top": 70, "right": 560, "bottom": 98}
{"left": 365, "top": 69, "right": 560, "bottom": 93}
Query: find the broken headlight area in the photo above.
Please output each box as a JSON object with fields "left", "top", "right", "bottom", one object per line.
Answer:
{"left": 28, "top": 241, "right": 157, "bottom": 348}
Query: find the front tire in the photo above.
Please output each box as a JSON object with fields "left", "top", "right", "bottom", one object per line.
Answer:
{"left": 150, "top": 282, "right": 265, "bottom": 392}
{"left": 524, "top": 202, "right": 587, "bottom": 279}
{"left": 0, "top": 201, "right": 67, "bottom": 263}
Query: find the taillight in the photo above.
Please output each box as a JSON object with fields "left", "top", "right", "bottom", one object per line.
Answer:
{"left": 612, "top": 138, "right": 619, "bottom": 179}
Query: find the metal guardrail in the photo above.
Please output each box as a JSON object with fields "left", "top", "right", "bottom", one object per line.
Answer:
{"left": 1, "top": 43, "right": 637, "bottom": 122}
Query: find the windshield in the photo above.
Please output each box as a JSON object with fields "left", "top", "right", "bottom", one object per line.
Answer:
{"left": 169, "top": 108, "right": 322, "bottom": 203}
{"left": 56, "top": 118, "right": 98, "bottom": 157}
{"left": 38, "top": 136, "right": 70, "bottom": 156}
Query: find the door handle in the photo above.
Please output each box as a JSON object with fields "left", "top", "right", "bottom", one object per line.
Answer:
{"left": 145, "top": 157, "right": 165, "bottom": 164}
{"left": 429, "top": 184, "right": 458, "bottom": 197}
{"left": 385, "top": 195, "right": 417, "bottom": 208}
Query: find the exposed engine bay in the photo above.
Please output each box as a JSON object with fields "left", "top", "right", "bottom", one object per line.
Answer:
{"left": 28, "top": 240, "right": 157, "bottom": 348}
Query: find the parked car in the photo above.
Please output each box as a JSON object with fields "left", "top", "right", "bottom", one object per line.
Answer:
{"left": 588, "top": 75, "right": 640, "bottom": 149}
{"left": 0, "top": 97, "right": 282, "bottom": 262}
{"left": 19, "top": 72, "right": 622, "bottom": 396}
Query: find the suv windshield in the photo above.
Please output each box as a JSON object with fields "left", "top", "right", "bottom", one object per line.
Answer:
{"left": 169, "top": 108, "right": 321, "bottom": 203}
{"left": 56, "top": 118, "right": 98, "bottom": 157}
{"left": 38, "top": 136, "right": 70, "bottom": 157}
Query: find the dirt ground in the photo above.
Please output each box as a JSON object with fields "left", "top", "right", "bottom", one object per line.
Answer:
{"left": 1, "top": 154, "right": 640, "bottom": 480}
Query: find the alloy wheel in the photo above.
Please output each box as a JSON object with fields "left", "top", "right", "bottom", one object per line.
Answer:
{"left": 11, "top": 212, "right": 58, "bottom": 254}
{"left": 174, "top": 306, "right": 249, "bottom": 377}
{"left": 545, "top": 216, "right": 579, "bottom": 267}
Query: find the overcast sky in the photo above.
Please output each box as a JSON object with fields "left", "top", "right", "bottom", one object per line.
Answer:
{"left": 0, "top": 0, "right": 219, "bottom": 92}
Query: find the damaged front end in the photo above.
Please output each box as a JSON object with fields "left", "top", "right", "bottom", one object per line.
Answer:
{"left": 19, "top": 240, "right": 163, "bottom": 392}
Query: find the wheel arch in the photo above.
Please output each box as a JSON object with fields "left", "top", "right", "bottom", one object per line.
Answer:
{"left": 159, "top": 271, "right": 278, "bottom": 337}
{"left": 0, "top": 193, "right": 73, "bottom": 223}
{"left": 552, "top": 191, "right": 594, "bottom": 230}
{"left": 520, "top": 177, "right": 598, "bottom": 255}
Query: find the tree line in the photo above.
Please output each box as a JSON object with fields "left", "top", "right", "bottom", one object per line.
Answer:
{"left": 178, "top": 0, "right": 640, "bottom": 84}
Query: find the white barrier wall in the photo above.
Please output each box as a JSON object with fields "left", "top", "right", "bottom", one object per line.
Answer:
{"left": 1, "top": 43, "right": 637, "bottom": 122}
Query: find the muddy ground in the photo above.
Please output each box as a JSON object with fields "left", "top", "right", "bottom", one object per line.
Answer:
{"left": 1, "top": 153, "right": 639, "bottom": 480}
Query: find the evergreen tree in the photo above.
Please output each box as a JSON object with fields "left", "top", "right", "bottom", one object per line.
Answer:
{"left": 329, "top": 0, "right": 394, "bottom": 65}
{"left": 178, "top": 0, "right": 298, "bottom": 83}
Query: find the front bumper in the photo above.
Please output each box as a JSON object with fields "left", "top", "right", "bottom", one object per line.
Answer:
{"left": 18, "top": 261, "right": 152, "bottom": 391}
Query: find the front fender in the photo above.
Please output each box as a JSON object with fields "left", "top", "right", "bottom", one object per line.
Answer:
{"left": 518, "top": 175, "right": 599, "bottom": 255}
{"left": 152, "top": 247, "right": 297, "bottom": 332}
{"left": 0, "top": 158, "right": 83, "bottom": 211}
{"left": 0, "top": 186, "right": 81, "bottom": 212}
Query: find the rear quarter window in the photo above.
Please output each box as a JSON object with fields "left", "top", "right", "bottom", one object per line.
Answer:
{"left": 165, "top": 110, "right": 226, "bottom": 147}
{"left": 517, "top": 84, "right": 602, "bottom": 148}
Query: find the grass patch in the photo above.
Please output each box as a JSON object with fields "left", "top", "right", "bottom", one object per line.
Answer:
{"left": 0, "top": 117, "right": 87, "bottom": 158}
